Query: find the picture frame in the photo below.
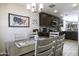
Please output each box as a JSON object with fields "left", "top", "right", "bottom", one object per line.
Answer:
{"left": 8, "top": 13, "right": 30, "bottom": 27}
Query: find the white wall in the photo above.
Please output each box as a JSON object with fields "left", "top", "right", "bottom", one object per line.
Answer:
{"left": 0, "top": 4, "right": 39, "bottom": 53}
{"left": 78, "top": 12, "right": 79, "bottom": 56}
{"left": 61, "top": 20, "right": 67, "bottom": 31}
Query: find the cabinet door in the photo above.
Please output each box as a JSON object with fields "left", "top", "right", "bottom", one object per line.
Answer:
{"left": 40, "top": 14, "right": 45, "bottom": 26}
{"left": 40, "top": 14, "right": 49, "bottom": 26}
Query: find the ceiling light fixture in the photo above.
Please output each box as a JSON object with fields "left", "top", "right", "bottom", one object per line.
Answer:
{"left": 31, "top": 3, "right": 36, "bottom": 12}
{"left": 27, "top": 3, "right": 31, "bottom": 10}
{"left": 26, "top": 3, "right": 43, "bottom": 13}
{"left": 38, "top": 3, "right": 43, "bottom": 12}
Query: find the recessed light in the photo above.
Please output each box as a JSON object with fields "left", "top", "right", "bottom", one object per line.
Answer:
{"left": 72, "top": 3, "right": 77, "bottom": 7}
{"left": 53, "top": 10, "right": 58, "bottom": 13}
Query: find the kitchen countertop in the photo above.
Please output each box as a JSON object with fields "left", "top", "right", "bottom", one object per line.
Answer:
{"left": 60, "top": 31, "right": 78, "bottom": 40}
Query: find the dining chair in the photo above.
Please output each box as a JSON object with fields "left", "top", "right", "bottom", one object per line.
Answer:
{"left": 49, "top": 32, "right": 59, "bottom": 38}
{"left": 35, "top": 37, "right": 55, "bottom": 56}
{"left": 55, "top": 34, "right": 65, "bottom": 56}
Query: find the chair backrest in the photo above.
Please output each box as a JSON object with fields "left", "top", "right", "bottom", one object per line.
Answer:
{"left": 54, "top": 34, "right": 65, "bottom": 56}
{"left": 59, "top": 34, "right": 65, "bottom": 42}
{"left": 35, "top": 37, "right": 54, "bottom": 56}
{"left": 49, "top": 32, "right": 59, "bottom": 37}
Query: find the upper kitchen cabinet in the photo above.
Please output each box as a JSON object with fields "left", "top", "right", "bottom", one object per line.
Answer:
{"left": 39, "top": 12, "right": 61, "bottom": 26}
{"left": 39, "top": 12, "right": 62, "bottom": 31}
{"left": 39, "top": 12, "right": 50, "bottom": 26}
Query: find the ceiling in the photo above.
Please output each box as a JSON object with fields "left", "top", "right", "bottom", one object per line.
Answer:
{"left": 42, "top": 3, "right": 79, "bottom": 16}
{"left": 19, "top": 3, "right": 79, "bottom": 17}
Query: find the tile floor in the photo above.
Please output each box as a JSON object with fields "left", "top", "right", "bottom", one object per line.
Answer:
{"left": 63, "top": 39, "right": 78, "bottom": 56}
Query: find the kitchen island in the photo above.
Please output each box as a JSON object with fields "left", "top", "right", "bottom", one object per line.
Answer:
{"left": 60, "top": 31, "right": 78, "bottom": 40}
{"left": 8, "top": 37, "right": 50, "bottom": 56}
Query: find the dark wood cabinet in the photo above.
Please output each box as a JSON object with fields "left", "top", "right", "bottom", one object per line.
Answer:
{"left": 39, "top": 12, "right": 50, "bottom": 26}
{"left": 38, "top": 32, "right": 49, "bottom": 37}
{"left": 65, "top": 31, "right": 78, "bottom": 40}
{"left": 39, "top": 12, "right": 61, "bottom": 26}
{"left": 39, "top": 12, "right": 63, "bottom": 37}
{"left": 39, "top": 12, "right": 62, "bottom": 32}
{"left": 60, "top": 31, "right": 78, "bottom": 40}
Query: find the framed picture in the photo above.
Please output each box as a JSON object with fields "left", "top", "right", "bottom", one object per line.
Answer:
{"left": 8, "top": 13, "right": 30, "bottom": 27}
